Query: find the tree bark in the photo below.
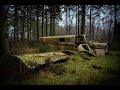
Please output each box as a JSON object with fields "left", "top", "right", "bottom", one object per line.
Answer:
{"left": 45, "top": 10, "right": 48, "bottom": 36}
{"left": 34, "top": 15, "right": 36, "bottom": 41}
{"left": 27, "top": 5, "right": 29, "bottom": 42}
{"left": 42, "top": 5, "right": 44, "bottom": 37}
{"left": 20, "top": 6, "right": 25, "bottom": 41}
{"left": 89, "top": 7, "right": 92, "bottom": 39}
{"left": 108, "top": 22, "right": 111, "bottom": 42}
{"left": 65, "top": 7, "right": 68, "bottom": 35}
{"left": 81, "top": 5, "right": 86, "bottom": 34}
{"left": 0, "top": 5, "right": 9, "bottom": 55}
{"left": 76, "top": 6, "right": 78, "bottom": 35}
{"left": 14, "top": 5, "right": 19, "bottom": 42}
{"left": 92, "top": 19, "right": 94, "bottom": 38}
{"left": 14, "top": 5, "right": 18, "bottom": 42}
{"left": 78, "top": 5, "right": 80, "bottom": 35}
{"left": 53, "top": 18, "right": 55, "bottom": 36}
{"left": 29, "top": 6, "right": 32, "bottom": 41}
{"left": 36, "top": 5, "right": 39, "bottom": 41}
{"left": 50, "top": 6, "right": 53, "bottom": 36}
{"left": 114, "top": 5, "right": 116, "bottom": 40}
{"left": 68, "top": 7, "right": 70, "bottom": 35}
{"left": 50, "top": 13, "right": 52, "bottom": 36}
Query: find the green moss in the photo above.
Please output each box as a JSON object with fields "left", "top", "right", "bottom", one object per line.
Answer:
{"left": 38, "top": 44, "right": 50, "bottom": 52}
{"left": 6, "top": 53, "right": 120, "bottom": 85}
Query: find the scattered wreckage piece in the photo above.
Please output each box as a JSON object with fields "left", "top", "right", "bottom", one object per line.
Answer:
{"left": 16, "top": 52, "right": 69, "bottom": 69}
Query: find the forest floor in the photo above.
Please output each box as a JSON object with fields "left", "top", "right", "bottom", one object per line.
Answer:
{"left": 7, "top": 51, "right": 120, "bottom": 85}
{"left": 3, "top": 42, "right": 119, "bottom": 85}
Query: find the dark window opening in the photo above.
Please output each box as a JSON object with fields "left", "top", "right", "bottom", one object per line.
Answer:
{"left": 59, "top": 38, "right": 65, "bottom": 42}
{"left": 83, "top": 45, "right": 89, "bottom": 51}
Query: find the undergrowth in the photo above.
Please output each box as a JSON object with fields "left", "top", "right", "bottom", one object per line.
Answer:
{"left": 7, "top": 53, "right": 120, "bottom": 85}
{"left": 9, "top": 41, "right": 51, "bottom": 55}
{"left": 5, "top": 41, "right": 120, "bottom": 85}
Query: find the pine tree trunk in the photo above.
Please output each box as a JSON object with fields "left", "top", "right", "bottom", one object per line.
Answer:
{"left": 15, "top": 5, "right": 19, "bottom": 42}
{"left": 14, "top": 5, "right": 18, "bottom": 42}
{"left": 50, "top": 6, "right": 53, "bottom": 36}
{"left": 45, "top": 10, "right": 48, "bottom": 36}
{"left": 89, "top": 7, "right": 92, "bottom": 39}
{"left": 34, "top": 16, "right": 36, "bottom": 41}
{"left": 29, "top": 6, "right": 32, "bottom": 41}
{"left": 53, "top": 18, "right": 55, "bottom": 36}
{"left": 21, "top": 7, "right": 25, "bottom": 41}
{"left": 81, "top": 5, "right": 86, "bottom": 34}
{"left": 114, "top": 5, "right": 116, "bottom": 40}
{"left": 0, "top": 5, "right": 9, "bottom": 55}
{"left": 92, "top": 19, "right": 94, "bottom": 38}
{"left": 27, "top": 5, "right": 29, "bottom": 42}
{"left": 50, "top": 6, "right": 51, "bottom": 36}
{"left": 68, "top": 7, "right": 70, "bottom": 35}
{"left": 96, "top": 27, "right": 99, "bottom": 41}
{"left": 42, "top": 5, "right": 44, "bottom": 37}
{"left": 108, "top": 22, "right": 111, "bottom": 42}
{"left": 66, "top": 8, "right": 68, "bottom": 35}
{"left": 78, "top": 5, "right": 80, "bottom": 35}
{"left": 36, "top": 5, "right": 39, "bottom": 41}
{"left": 20, "top": 15, "right": 23, "bottom": 41}
{"left": 76, "top": 6, "right": 78, "bottom": 35}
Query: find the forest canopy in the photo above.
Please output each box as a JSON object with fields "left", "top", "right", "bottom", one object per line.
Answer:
{"left": 3, "top": 5, "right": 120, "bottom": 41}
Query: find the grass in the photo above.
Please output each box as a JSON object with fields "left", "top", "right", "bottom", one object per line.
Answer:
{"left": 8, "top": 52, "right": 120, "bottom": 85}
{"left": 9, "top": 42, "right": 51, "bottom": 55}
{"left": 7, "top": 42, "right": 120, "bottom": 85}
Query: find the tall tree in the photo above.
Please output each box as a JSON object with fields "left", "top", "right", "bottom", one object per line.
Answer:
{"left": 78, "top": 5, "right": 80, "bottom": 35}
{"left": 108, "top": 19, "right": 112, "bottom": 42}
{"left": 91, "top": 18, "right": 95, "bottom": 38}
{"left": 14, "top": 5, "right": 18, "bottom": 42}
{"left": 114, "top": 5, "right": 117, "bottom": 40}
{"left": 42, "top": 5, "right": 44, "bottom": 37}
{"left": 33, "top": 12, "right": 36, "bottom": 41}
{"left": 89, "top": 6, "right": 92, "bottom": 38}
{"left": 45, "top": 7, "right": 48, "bottom": 36}
{"left": 26, "top": 5, "right": 29, "bottom": 42}
{"left": 21, "top": 6, "right": 25, "bottom": 41}
{"left": 81, "top": 5, "right": 86, "bottom": 34}
{"left": 50, "top": 6, "right": 53, "bottom": 36}
{"left": 0, "top": 5, "right": 9, "bottom": 55}
{"left": 52, "top": 5, "right": 56, "bottom": 36}
{"left": 36, "top": 5, "right": 39, "bottom": 41}
{"left": 29, "top": 5, "right": 32, "bottom": 41}
{"left": 65, "top": 5, "right": 68, "bottom": 35}
{"left": 76, "top": 5, "right": 78, "bottom": 35}
{"left": 68, "top": 6, "right": 71, "bottom": 35}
